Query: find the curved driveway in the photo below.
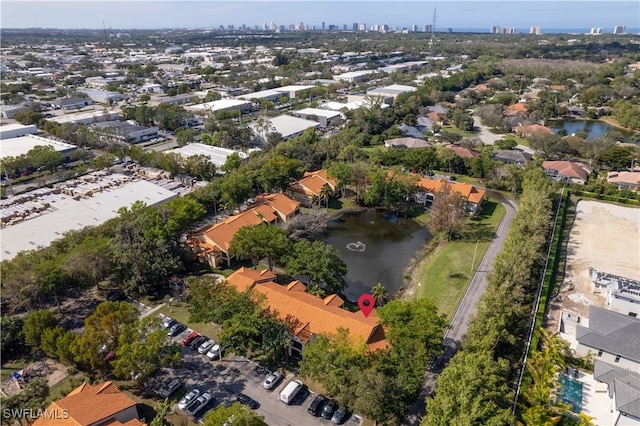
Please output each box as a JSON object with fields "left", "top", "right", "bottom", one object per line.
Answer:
{"left": 402, "top": 191, "right": 517, "bottom": 425}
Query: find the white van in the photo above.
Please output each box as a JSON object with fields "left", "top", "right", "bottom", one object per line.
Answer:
{"left": 280, "top": 380, "right": 303, "bottom": 404}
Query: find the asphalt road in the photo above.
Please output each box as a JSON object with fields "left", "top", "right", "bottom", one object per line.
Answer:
{"left": 401, "top": 191, "right": 518, "bottom": 425}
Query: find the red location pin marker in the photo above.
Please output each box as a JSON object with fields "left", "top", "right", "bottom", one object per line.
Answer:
{"left": 358, "top": 294, "right": 375, "bottom": 318}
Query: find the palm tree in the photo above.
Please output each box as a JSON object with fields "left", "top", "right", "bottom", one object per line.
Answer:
{"left": 319, "top": 184, "right": 334, "bottom": 209}
{"left": 371, "top": 283, "right": 389, "bottom": 307}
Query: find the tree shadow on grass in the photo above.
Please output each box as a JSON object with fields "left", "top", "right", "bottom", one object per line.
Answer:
{"left": 459, "top": 201, "right": 499, "bottom": 242}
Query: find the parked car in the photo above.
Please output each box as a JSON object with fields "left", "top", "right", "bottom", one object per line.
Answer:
{"left": 181, "top": 331, "right": 200, "bottom": 347}
{"left": 168, "top": 322, "right": 186, "bottom": 337}
{"left": 332, "top": 405, "right": 348, "bottom": 424}
{"left": 189, "top": 335, "right": 208, "bottom": 350}
{"left": 236, "top": 393, "right": 258, "bottom": 409}
{"left": 206, "top": 344, "right": 224, "bottom": 360}
{"left": 185, "top": 391, "right": 212, "bottom": 416}
{"left": 161, "top": 317, "right": 177, "bottom": 330}
{"left": 198, "top": 339, "right": 215, "bottom": 354}
{"left": 322, "top": 399, "right": 338, "bottom": 419}
{"left": 178, "top": 389, "right": 200, "bottom": 410}
{"left": 106, "top": 290, "right": 126, "bottom": 301}
{"left": 280, "top": 380, "right": 303, "bottom": 404}
{"left": 262, "top": 371, "right": 283, "bottom": 390}
{"left": 307, "top": 394, "right": 326, "bottom": 416}
{"left": 160, "top": 379, "right": 182, "bottom": 398}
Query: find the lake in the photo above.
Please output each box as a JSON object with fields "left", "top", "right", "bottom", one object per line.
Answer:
{"left": 323, "top": 209, "right": 431, "bottom": 302}
{"left": 549, "top": 119, "right": 634, "bottom": 140}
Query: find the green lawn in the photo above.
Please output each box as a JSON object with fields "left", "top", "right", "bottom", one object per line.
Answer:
{"left": 415, "top": 200, "right": 506, "bottom": 319}
{"left": 157, "top": 303, "right": 221, "bottom": 341}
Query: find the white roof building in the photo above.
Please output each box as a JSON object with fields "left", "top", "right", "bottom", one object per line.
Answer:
{"left": 0, "top": 177, "right": 177, "bottom": 261}
{"left": 292, "top": 108, "right": 342, "bottom": 128}
{"left": 187, "top": 99, "right": 252, "bottom": 113}
{"left": 167, "top": 143, "right": 248, "bottom": 168}
{"left": 320, "top": 100, "right": 390, "bottom": 111}
{"left": 250, "top": 115, "right": 320, "bottom": 142}
{"left": 237, "top": 89, "right": 284, "bottom": 102}
{"left": 332, "top": 70, "right": 378, "bottom": 82}
{"left": 366, "top": 84, "right": 418, "bottom": 103}
{"left": 1, "top": 135, "right": 77, "bottom": 159}
{"left": 0, "top": 123, "right": 37, "bottom": 140}
{"left": 48, "top": 110, "right": 121, "bottom": 126}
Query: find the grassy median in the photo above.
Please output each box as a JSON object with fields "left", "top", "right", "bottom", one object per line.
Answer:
{"left": 414, "top": 199, "right": 506, "bottom": 319}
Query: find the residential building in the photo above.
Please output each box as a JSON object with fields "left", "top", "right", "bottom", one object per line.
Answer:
{"left": 492, "top": 149, "right": 533, "bottom": 166}
{"left": 613, "top": 25, "right": 626, "bottom": 35}
{"left": 575, "top": 305, "right": 640, "bottom": 371}
{"left": 384, "top": 137, "right": 430, "bottom": 149}
{"left": 90, "top": 121, "right": 158, "bottom": 144}
{"left": 591, "top": 269, "right": 640, "bottom": 317}
{"left": 0, "top": 123, "right": 37, "bottom": 140}
{"left": 445, "top": 144, "right": 480, "bottom": 158}
{"left": 589, "top": 28, "right": 603, "bottom": 35}
{"left": 608, "top": 171, "right": 640, "bottom": 191}
{"left": 226, "top": 268, "right": 388, "bottom": 357}
{"left": 287, "top": 169, "right": 337, "bottom": 206}
{"left": 515, "top": 123, "right": 553, "bottom": 138}
{"left": 542, "top": 160, "right": 592, "bottom": 185}
{"left": 188, "top": 193, "right": 300, "bottom": 267}
{"left": 32, "top": 381, "right": 143, "bottom": 426}
{"left": 529, "top": 26, "right": 542, "bottom": 35}
{"left": 593, "top": 360, "right": 640, "bottom": 425}
{"left": 167, "top": 143, "right": 248, "bottom": 169}
{"left": 415, "top": 178, "right": 486, "bottom": 214}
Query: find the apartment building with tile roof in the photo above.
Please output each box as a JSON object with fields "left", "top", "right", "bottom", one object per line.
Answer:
{"left": 226, "top": 268, "right": 388, "bottom": 356}
{"left": 415, "top": 177, "right": 486, "bottom": 214}
{"left": 287, "top": 170, "right": 337, "bottom": 206}
{"left": 543, "top": 160, "right": 592, "bottom": 185}
{"left": 32, "top": 382, "right": 143, "bottom": 426}
{"left": 187, "top": 193, "right": 299, "bottom": 268}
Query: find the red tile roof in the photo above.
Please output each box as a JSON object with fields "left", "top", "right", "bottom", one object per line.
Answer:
{"left": 226, "top": 266, "right": 276, "bottom": 292}
{"left": 445, "top": 144, "right": 480, "bottom": 158}
{"left": 417, "top": 178, "right": 486, "bottom": 204}
{"left": 542, "top": 160, "right": 592, "bottom": 181}
{"left": 289, "top": 170, "right": 337, "bottom": 198}
{"left": 32, "top": 382, "right": 140, "bottom": 426}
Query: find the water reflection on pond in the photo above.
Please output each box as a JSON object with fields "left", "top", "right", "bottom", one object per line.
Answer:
{"left": 323, "top": 209, "right": 431, "bottom": 302}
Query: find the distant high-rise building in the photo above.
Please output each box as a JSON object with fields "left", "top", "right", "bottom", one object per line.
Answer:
{"left": 270, "top": 22, "right": 276, "bottom": 31}
{"left": 359, "top": 23, "right": 366, "bottom": 31}
{"left": 227, "top": 24, "right": 234, "bottom": 31}
{"left": 412, "top": 24, "right": 418, "bottom": 32}
{"left": 529, "top": 26, "right": 541, "bottom": 35}
{"left": 447, "top": 28, "right": 453, "bottom": 33}
{"left": 381, "top": 24, "right": 390, "bottom": 33}
{"left": 343, "top": 24, "right": 348, "bottom": 30}
{"left": 490, "top": 26, "right": 501, "bottom": 34}
{"left": 279, "top": 25, "right": 285, "bottom": 32}
{"left": 322, "top": 21, "right": 325, "bottom": 30}
{"left": 353, "top": 22, "right": 358, "bottom": 30}
{"left": 589, "top": 27, "right": 602, "bottom": 34}
{"left": 219, "top": 25, "right": 224, "bottom": 31}
{"left": 502, "top": 27, "right": 517, "bottom": 34}
{"left": 424, "top": 24, "right": 433, "bottom": 33}
{"left": 613, "top": 25, "right": 626, "bottom": 34}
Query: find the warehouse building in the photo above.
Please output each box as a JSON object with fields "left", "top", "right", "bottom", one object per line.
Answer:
{"left": 90, "top": 121, "right": 158, "bottom": 144}
{"left": 1, "top": 135, "right": 77, "bottom": 160}
{"left": 0, "top": 123, "right": 38, "bottom": 140}
{"left": 167, "top": 143, "right": 248, "bottom": 169}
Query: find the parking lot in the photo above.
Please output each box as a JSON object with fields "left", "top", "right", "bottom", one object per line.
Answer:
{"left": 156, "top": 315, "right": 361, "bottom": 426}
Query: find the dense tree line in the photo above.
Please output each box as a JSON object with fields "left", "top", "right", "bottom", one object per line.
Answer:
{"left": 424, "top": 168, "right": 556, "bottom": 425}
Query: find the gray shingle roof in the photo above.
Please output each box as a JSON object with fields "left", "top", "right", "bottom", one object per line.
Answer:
{"left": 594, "top": 361, "right": 640, "bottom": 418}
{"left": 577, "top": 305, "right": 640, "bottom": 363}
{"left": 492, "top": 149, "right": 532, "bottom": 164}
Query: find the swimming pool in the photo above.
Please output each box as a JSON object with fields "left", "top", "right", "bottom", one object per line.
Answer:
{"left": 560, "top": 375, "right": 583, "bottom": 413}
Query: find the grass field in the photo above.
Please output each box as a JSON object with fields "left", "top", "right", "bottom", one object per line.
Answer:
{"left": 157, "top": 303, "right": 221, "bottom": 341}
{"left": 415, "top": 199, "right": 506, "bottom": 319}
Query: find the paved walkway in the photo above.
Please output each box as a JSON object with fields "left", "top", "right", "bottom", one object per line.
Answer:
{"left": 140, "top": 303, "right": 166, "bottom": 318}
{"left": 401, "top": 192, "right": 517, "bottom": 425}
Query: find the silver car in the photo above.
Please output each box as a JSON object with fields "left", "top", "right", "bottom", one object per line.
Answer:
{"left": 198, "top": 339, "right": 215, "bottom": 354}
{"left": 178, "top": 389, "right": 200, "bottom": 411}
{"left": 263, "top": 371, "right": 283, "bottom": 389}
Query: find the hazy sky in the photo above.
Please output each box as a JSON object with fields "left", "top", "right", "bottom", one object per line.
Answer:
{"left": 2, "top": 1, "right": 639, "bottom": 31}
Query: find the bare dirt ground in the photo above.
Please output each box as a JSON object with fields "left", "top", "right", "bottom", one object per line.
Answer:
{"left": 547, "top": 200, "right": 640, "bottom": 331}
{"left": 1, "top": 359, "right": 68, "bottom": 397}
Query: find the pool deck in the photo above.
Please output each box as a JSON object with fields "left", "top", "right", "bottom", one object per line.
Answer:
{"left": 572, "top": 370, "right": 616, "bottom": 425}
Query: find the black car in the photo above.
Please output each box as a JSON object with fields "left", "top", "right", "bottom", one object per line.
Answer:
{"left": 307, "top": 394, "right": 326, "bottom": 416}
{"left": 160, "top": 378, "right": 182, "bottom": 398}
{"left": 236, "top": 393, "right": 259, "bottom": 409}
{"left": 189, "top": 335, "right": 208, "bottom": 350}
{"left": 322, "top": 399, "right": 337, "bottom": 419}
{"left": 168, "top": 322, "right": 186, "bottom": 337}
{"left": 106, "top": 290, "right": 126, "bottom": 301}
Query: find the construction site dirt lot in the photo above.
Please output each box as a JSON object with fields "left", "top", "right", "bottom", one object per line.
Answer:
{"left": 547, "top": 199, "right": 640, "bottom": 331}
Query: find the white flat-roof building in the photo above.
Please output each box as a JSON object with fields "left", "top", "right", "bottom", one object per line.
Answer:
{"left": 237, "top": 89, "right": 284, "bottom": 102}
{"left": 366, "top": 84, "right": 418, "bottom": 104}
{"left": 332, "top": 70, "right": 378, "bottom": 83}
{"left": 250, "top": 115, "right": 320, "bottom": 143}
{"left": 1, "top": 135, "right": 77, "bottom": 159}
{"left": 320, "top": 100, "right": 390, "bottom": 111}
{"left": 0, "top": 123, "right": 38, "bottom": 140}
{"left": 187, "top": 99, "right": 252, "bottom": 114}
{"left": 274, "top": 85, "right": 314, "bottom": 99}
{"left": 167, "top": 143, "right": 248, "bottom": 168}
{"left": 0, "top": 177, "right": 177, "bottom": 261}
{"left": 90, "top": 121, "right": 158, "bottom": 144}
{"left": 48, "top": 110, "right": 121, "bottom": 126}
{"left": 292, "top": 108, "right": 342, "bottom": 128}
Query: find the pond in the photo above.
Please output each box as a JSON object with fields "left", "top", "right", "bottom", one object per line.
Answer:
{"left": 549, "top": 119, "right": 634, "bottom": 140}
{"left": 323, "top": 209, "right": 431, "bottom": 302}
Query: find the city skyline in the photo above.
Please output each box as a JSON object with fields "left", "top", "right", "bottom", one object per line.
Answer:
{"left": 2, "top": 1, "right": 639, "bottom": 32}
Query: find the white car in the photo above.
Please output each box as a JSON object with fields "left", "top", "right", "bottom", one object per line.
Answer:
{"left": 178, "top": 389, "right": 200, "bottom": 410}
{"left": 206, "top": 344, "right": 223, "bottom": 360}
{"left": 198, "top": 339, "right": 215, "bottom": 354}
{"left": 262, "top": 371, "right": 283, "bottom": 390}
{"left": 185, "top": 391, "right": 212, "bottom": 416}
